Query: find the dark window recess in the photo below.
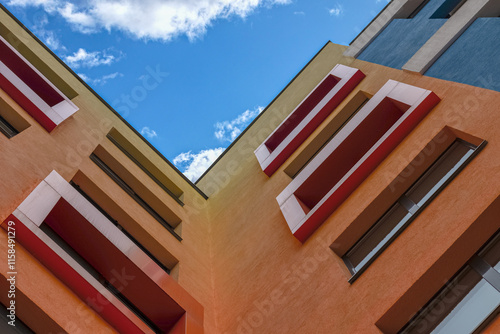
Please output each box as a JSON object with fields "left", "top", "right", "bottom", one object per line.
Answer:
{"left": 40, "top": 223, "right": 163, "bottom": 334}
{"left": 0, "top": 302, "right": 35, "bottom": 334}
{"left": 431, "top": 0, "right": 468, "bottom": 19}
{"left": 292, "top": 97, "right": 369, "bottom": 178}
{"left": 400, "top": 231, "right": 500, "bottom": 334}
{"left": 70, "top": 182, "right": 171, "bottom": 275}
{"left": 90, "top": 153, "right": 182, "bottom": 241}
{"left": 408, "top": 0, "right": 431, "bottom": 19}
{"left": 0, "top": 114, "right": 19, "bottom": 138}
{"left": 107, "top": 133, "right": 184, "bottom": 206}
{"left": 343, "top": 139, "right": 486, "bottom": 282}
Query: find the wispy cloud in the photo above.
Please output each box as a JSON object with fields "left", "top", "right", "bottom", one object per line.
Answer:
{"left": 173, "top": 105, "right": 264, "bottom": 181}
{"left": 7, "top": 0, "right": 59, "bottom": 10}
{"left": 58, "top": 2, "right": 97, "bottom": 33}
{"left": 77, "top": 72, "right": 90, "bottom": 81}
{"left": 77, "top": 72, "right": 123, "bottom": 85}
{"left": 294, "top": 11, "right": 305, "bottom": 15}
{"left": 140, "top": 126, "right": 158, "bottom": 139}
{"left": 64, "top": 48, "right": 123, "bottom": 68}
{"left": 215, "top": 106, "right": 264, "bottom": 143}
{"left": 30, "top": 13, "right": 65, "bottom": 51}
{"left": 7, "top": 0, "right": 292, "bottom": 42}
{"left": 328, "top": 4, "right": 344, "bottom": 17}
{"left": 173, "top": 148, "right": 225, "bottom": 182}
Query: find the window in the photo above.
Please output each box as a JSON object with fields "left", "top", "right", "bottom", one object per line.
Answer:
{"left": 255, "top": 64, "right": 365, "bottom": 176}
{"left": 431, "top": 0, "right": 468, "bottom": 19}
{"left": 407, "top": 0, "right": 431, "bottom": 19}
{"left": 0, "top": 24, "right": 78, "bottom": 100}
{"left": 0, "top": 114, "right": 18, "bottom": 138}
{"left": 90, "top": 152, "right": 182, "bottom": 241}
{"left": 400, "top": 230, "right": 500, "bottom": 334}
{"left": 0, "top": 302, "right": 34, "bottom": 334}
{"left": 0, "top": 35, "right": 78, "bottom": 132}
{"left": 7, "top": 170, "right": 202, "bottom": 333}
{"left": 276, "top": 80, "right": 440, "bottom": 242}
{"left": 71, "top": 181, "right": 171, "bottom": 275}
{"left": 0, "top": 96, "right": 30, "bottom": 138}
{"left": 40, "top": 222, "right": 163, "bottom": 334}
{"left": 283, "top": 91, "right": 370, "bottom": 178}
{"left": 343, "top": 139, "right": 484, "bottom": 281}
{"left": 107, "top": 128, "right": 185, "bottom": 205}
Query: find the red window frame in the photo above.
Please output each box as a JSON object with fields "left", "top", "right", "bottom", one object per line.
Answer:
{"left": 276, "top": 80, "right": 440, "bottom": 242}
{"left": 2, "top": 171, "right": 203, "bottom": 333}
{"left": 254, "top": 64, "right": 365, "bottom": 176}
{"left": 0, "top": 35, "right": 78, "bottom": 132}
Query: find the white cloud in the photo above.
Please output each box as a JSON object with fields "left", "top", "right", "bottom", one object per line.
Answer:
{"left": 173, "top": 148, "right": 225, "bottom": 182}
{"left": 77, "top": 71, "right": 123, "bottom": 85}
{"left": 215, "top": 106, "right": 264, "bottom": 143}
{"left": 173, "top": 104, "right": 264, "bottom": 181}
{"left": 64, "top": 48, "right": 122, "bottom": 68}
{"left": 7, "top": 0, "right": 59, "bottom": 10}
{"left": 30, "top": 13, "right": 66, "bottom": 51}
{"left": 95, "top": 72, "right": 123, "bottom": 84}
{"left": 294, "top": 11, "right": 305, "bottom": 15}
{"left": 43, "top": 31, "right": 63, "bottom": 50}
{"left": 6, "top": 0, "right": 292, "bottom": 41}
{"left": 140, "top": 126, "right": 158, "bottom": 139}
{"left": 328, "top": 4, "right": 343, "bottom": 17}
{"left": 77, "top": 72, "right": 90, "bottom": 81}
{"left": 58, "top": 2, "right": 97, "bottom": 33}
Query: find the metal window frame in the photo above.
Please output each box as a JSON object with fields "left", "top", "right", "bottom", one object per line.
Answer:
{"left": 40, "top": 222, "right": 163, "bottom": 334}
{"left": 70, "top": 181, "right": 171, "bottom": 275}
{"left": 90, "top": 153, "right": 182, "bottom": 241}
{"left": 0, "top": 113, "right": 18, "bottom": 138}
{"left": 407, "top": 0, "right": 432, "bottom": 19}
{"left": 344, "top": 139, "right": 487, "bottom": 283}
{"left": 0, "top": 301, "right": 35, "bottom": 333}
{"left": 107, "top": 133, "right": 184, "bottom": 206}
{"left": 400, "top": 229, "right": 500, "bottom": 333}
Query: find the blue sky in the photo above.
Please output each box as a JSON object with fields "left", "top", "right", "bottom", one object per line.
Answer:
{"left": 4, "top": 0, "right": 389, "bottom": 181}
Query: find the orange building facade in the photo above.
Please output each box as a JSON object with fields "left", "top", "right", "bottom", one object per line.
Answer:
{"left": 1, "top": 1, "right": 500, "bottom": 333}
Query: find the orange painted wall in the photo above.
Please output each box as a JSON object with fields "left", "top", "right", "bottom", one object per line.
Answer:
{"left": 197, "top": 42, "right": 500, "bottom": 333}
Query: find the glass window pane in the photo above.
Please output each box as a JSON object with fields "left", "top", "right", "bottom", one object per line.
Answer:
{"left": 0, "top": 114, "right": 18, "bottom": 138}
{"left": 0, "top": 303, "right": 34, "bottom": 333}
{"left": 401, "top": 266, "right": 482, "bottom": 334}
{"left": 345, "top": 203, "right": 411, "bottom": 273}
{"left": 405, "top": 141, "right": 474, "bottom": 207}
{"left": 431, "top": 279, "right": 500, "bottom": 334}
{"left": 478, "top": 234, "right": 500, "bottom": 270}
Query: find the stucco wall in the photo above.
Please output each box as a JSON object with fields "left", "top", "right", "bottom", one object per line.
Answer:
{"left": 198, "top": 42, "right": 500, "bottom": 333}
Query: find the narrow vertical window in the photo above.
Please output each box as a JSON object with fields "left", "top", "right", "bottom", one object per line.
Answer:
{"left": 40, "top": 222, "right": 163, "bottom": 334}
{"left": 90, "top": 153, "right": 182, "bottom": 241}
{"left": 0, "top": 302, "right": 34, "bottom": 333}
{"left": 0, "top": 114, "right": 18, "bottom": 138}
{"left": 276, "top": 80, "right": 440, "bottom": 242}
{"left": 70, "top": 182, "right": 171, "bottom": 275}
{"left": 430, "top": 0, "right": 468, "bottom": 19}
{"left": 408, "top": 0, "right": 432, "bottom": 19}
{"left": 343, "top": 139, "right": 483, "bottom": 280}
{"left": 400, "top": 231, "right": 500, "bottom": 334}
